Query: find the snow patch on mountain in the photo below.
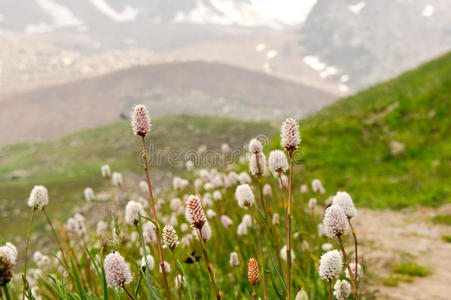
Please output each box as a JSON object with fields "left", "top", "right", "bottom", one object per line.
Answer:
{"left": 26, "top": 0, "right": 82, "bottom": 34}
{"left": 88, "top": 0, "right": 138, "bottom": 22}
{"left": 422, "top": 5, "right": 434, "bottom": 17}
{"left": 348, "top": 2, "right": 366, "bottom": 14}
{"left": 173, "top": 0, "right": 317, "bottom": 29}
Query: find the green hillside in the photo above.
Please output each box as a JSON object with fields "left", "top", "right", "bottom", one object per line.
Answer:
{"left": 281, "top": 52, "right": 451, "bottom": 208}
{"left": 0, "top": 116, "right": 276, "bottom": 239}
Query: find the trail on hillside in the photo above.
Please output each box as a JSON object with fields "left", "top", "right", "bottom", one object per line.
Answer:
{"left": 355, "top": 205, "right": 451, "bottom": 300}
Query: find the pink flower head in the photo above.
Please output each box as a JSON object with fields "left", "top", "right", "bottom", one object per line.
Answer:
{"left": 130, "top": 104, "right": 151, "bottom": 136}
{"left": 185, "top": 195, "right": 206, "bottom": 229}
{"left": 104, "top": 252, "right": 132, "bottom": 287}
{"left": 281, "top": 118, "right": 300, "bottom": 152}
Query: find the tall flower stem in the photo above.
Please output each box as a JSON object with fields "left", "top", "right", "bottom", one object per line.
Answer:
{"left": 22, "top": 207, "right": 35, "bottom": 300}
{"left": 328, "top": 279, "right": 332, "bottom": 300}
{"left": 232, "top": 268, "right": 239, "bottom": 300}
{"left": 3, "top": 284, "right": 12, "bottom": 300}
{"left": 285, "top": 151, "right": 294, "bottom": 300}
{"left": 122, "top": 285, "right": 136, "bottom": 300}
{"left": 172, "top": 251, "right": 182, "bottom": 300}
{"left": 348, "top": 219, "right": 359, "bottom": 284}
{"left": 337, "top": 236, "right": 357, "bottom": 300}
{"left": 140, "top": 136, "right": 171, "bottom": 300}
{"left": 195, "top": 228, "right": 221, "bottom": 300}
{"left": 249, "top": 207, "right": 267, "bottom": 300}
{"left": 252, "top": 285, "right": 257, "bottom": 300}
{"left": 42, "top": 207, "right": 69, "bottom": 267}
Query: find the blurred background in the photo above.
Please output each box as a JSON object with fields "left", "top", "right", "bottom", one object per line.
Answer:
{"left": 0, "top": 1, "right": 450, "bottom": 298}
{"left": 1, "top": 0, "right": 450, "bottom": 144}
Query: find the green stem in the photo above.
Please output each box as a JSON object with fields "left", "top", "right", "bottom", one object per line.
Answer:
{"left": 22, "top": 207, "right": 35, "bottom": 300}
{"left": 140, "top": 136, "right": 171, "bottom": 300}
{"left": 337, "top": 235, "right": 357, "bottom": 300}
{"left": 3, "top": 284, "right": 12, "bottom": 300}
{"left": 196, "top": 228, "right": 221, "bottom": 299}
{"left": 286, "top": 151, "right": 294, "bottom": 300}
{"left": 122, "top": 285, "right": 136, "bottom": 300}
{"left": 249, "top": 206, "right": 267, "bottom": 300}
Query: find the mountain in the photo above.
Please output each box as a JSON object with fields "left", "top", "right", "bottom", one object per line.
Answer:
{"left": 282, "top": 51, "right": 451, "bottom": 208}
{"left": 0, "top": 61, "right": 335, "bottom": 145}
{"left": 299, "top": 0, "right": 451, "bottom": 89}
{"left": 1, "top": 0, "right": 450, "bottom": 94}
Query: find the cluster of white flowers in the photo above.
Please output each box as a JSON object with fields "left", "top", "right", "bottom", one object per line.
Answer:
{"left": 319, "top": 250, "right": 342, "bottom": 280}
{"left": 104, "top": 252, "right": 132, "bottom": 287}
{"left": 28, "top": 185, "right": 49, "bottom": 210}
{"left": 235, "top": 184, "right": 255, "bottom": 208}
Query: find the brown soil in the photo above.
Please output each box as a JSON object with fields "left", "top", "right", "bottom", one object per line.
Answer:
{"left": 354, "top": 205, "right": 451, "bottom": 299}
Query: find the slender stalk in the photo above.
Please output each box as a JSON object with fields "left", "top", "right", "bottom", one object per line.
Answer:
{"left": 328, "top": 279, "right": 332, "bottom": 300}
{"left": 22, "top": 207, "right": 35, "bottom": 300}
{"left": 286, "top": 151, "right": 294, "bottom": 300}
{"left": 348, "top": 219, "right": 359, "bottom": 285}
{"left": 122, "top": 285, "right": 136, "bottom": 300}
{"left": 172, "top": 251, "right": 182, "bottom": 300}
{"left": 252, "top": 285, "right": 257, "bottom": 300}
{"left": 195, "top": 228, "right": 221, "bottom": 300}
{"left": 337, "top": 236, "right": 357, "bottom": 300}
{"left": 3, "top": 284, "right": 11, "bottom": 300}
{"left": 42, "top": 207, "right": 69, "bottom": 267}
{"left": 140, "top": 136, "right": 171, "bottom": 300}
{"left": 249, "top": 207, "right": 267, "bottom": 300}
{"left": 232, "top": 268, "right": 239, "bottom": 300}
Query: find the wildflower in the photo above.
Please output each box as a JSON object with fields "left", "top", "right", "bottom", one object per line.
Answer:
{"left": 220, "top": 215, "right": 233, "bottom": 228}
{"left": 130, "top": 104, "right": 151, "bottom": 136}
{"left": 238, "top": 172, "right": 251, "bottom": 184}
{"left": 104, "top": 252, "right": 132, "bottom": 287}
{"left": 201, "top": 221, "right": 212, "bottom": 240}
{"left": 280, "top": 245, "right": 295, "bottom": 262}
{"left": 281, "top": 118, "right": 300, "bottom": 152}
{"left": 170, "top": 214, "right": 178, "bottom": 226}
{"left": 237, "top": 222, "right": 248, "bottom": 235}
{"left": 249, "top": 152, "right": 266, "bottom": 176}
{"left": 139, "top": 181, "right": 147, "bottom": 193}
{"left": 248, "top": 258, "right": 260, "bottom": 285}
{"left": 194, "top": 178, "right": 203, "bottom": 192}
{"left": 263, "top": 184, "right": 272, "bottom": 196}
{"left": 248, "top": 138, "right": 263, "bottom": 154}
{"left": 204, "top": 182, "right": 214, "bottom": 191}
{"left": 142, "top": 222, "right": 157, "bottom": 244}
{"left": 268, "top": 150, "right": 288, "bottom": 175}
{"left": 206, "top": 209, "right": 216, "bottom": 218}
{"left": 318, "top": 250, "right": 342, "bottom": 280}
{"left": 125, "top": 201, "right": 145, "bottom": 225}
{"left": 272, "top": 213, "right": 280, "bottom": 225}
{"left": 159, "top": 261, "right": 171, "bottom": 273}
{"left": 229, "top": 252, "right": 240, "bottom": 267}
{"left": 318, "top": 223, "right": 325, "bottom": 236}
{"left": 0, "top": 242, "right": 17, "bottom": 285}
{"left": 101, "top": 164, "right": 111, "bottom": 178}
{"left": 221, "top": 143, "right": 231, "bottom": 155}
{"left": 112, "top": 172, "right": 123, "bottom": 187}
{"left": 174, "top": 274, "right": 186, "bottom": 288}
{"left": 333, "top": 280, "right": 351, "bottom": 300}
{"left": 279, "top": 174, "right": 288, "bottom": 189}
{"left": 300, "top": 184, "right": 308, "bottom": 194}
{"left": 345, "top": 263, "right": 362, "bottom": 280}
{"left": 186, "top": 160, "right": 194, "bottom": 171}
{"left": 235, "top": 184, "right": 255, "bottom": 208}
{"left": 180, "top": 223, "right": 189, "bottom": 232}
{"left": 185, "top": 195, "right": 206, "bottom": 229}
{"left": 181, "top": 233, "right": 193, "bottom": 247}
{"left": 212, "top": 190, "right": 222, "bottom": 201}
{"left": 228, "top": 172, "right": 239, "bottom": 185}
{"left": 321, "top": 243, "right": 333, "bottom": 251}
{"left": 141, "top": 255, "right": 155, "bottom": 271}
{"left": 162, "top": 225, "right": 179, "bottom": 251}
{"left": 28, "top": 185, "right": 48, "bottom": 210}
{"left": 242, "top": 214, "right": 252, "bottom": 227}
{"left": 66, "top": 213, "right": 87, "bottom": 238}
{"left": 170, "top": 198, "right": 182, "bottom": 211}
{"left": 323, "top": 205, "right": 348, "bottom": 238}
{"left": 332, "top": 192, "right": 357, "bottom": 219}
{"left": 84, "top": 187, "right": 96, "bottom": 202}
{"left": 312, "top": 179, "right": 325, "bottom": 194}
{"left": 308, "top": 198, "right": 317, "bottom": 210}
{"left": 295, "top": 289, "right": 309, "bottom": 300}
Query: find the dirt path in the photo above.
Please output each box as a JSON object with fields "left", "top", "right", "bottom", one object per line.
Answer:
{"left": 354, "top": 205, "right": 451, "bottom": 299}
